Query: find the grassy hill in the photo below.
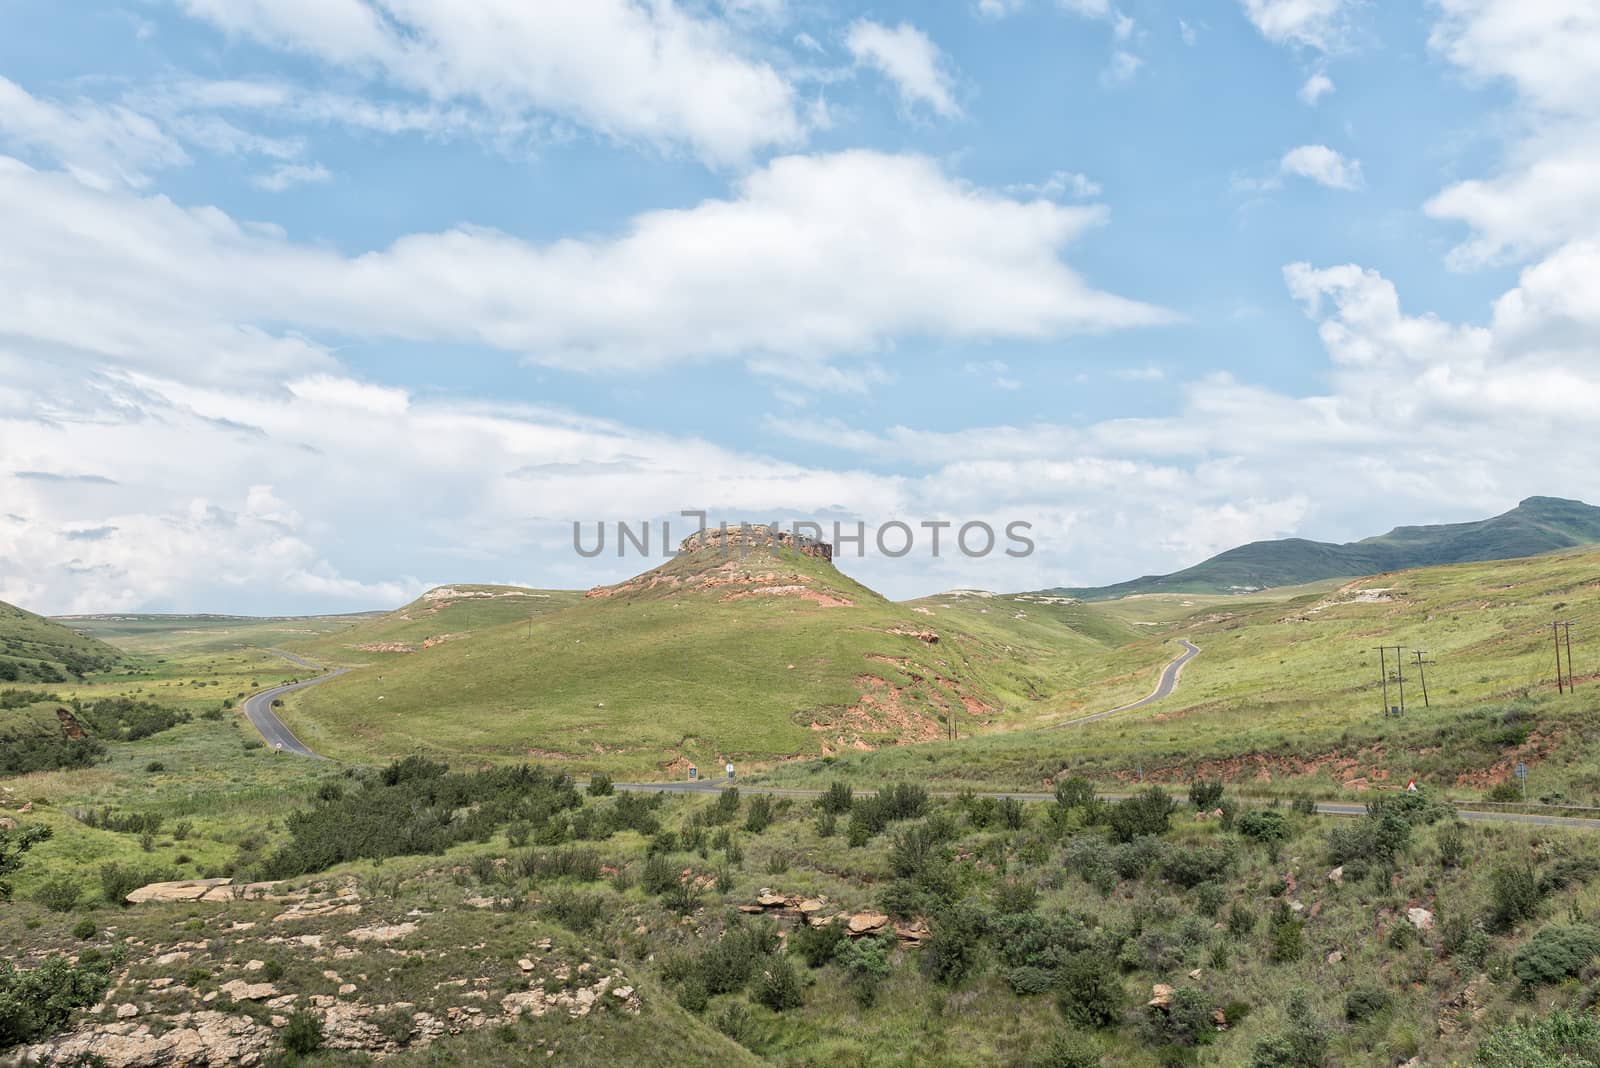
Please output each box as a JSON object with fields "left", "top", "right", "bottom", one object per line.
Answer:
{"left": 285, "top": 584, "right": 584, "bottom": 663}
{"left": 1052, "top": 495, "right": 1600, "bottom": 599}
{"left": 768, "top": 544, "right": 1600, "bottom": 800}
{"left": 280, "top": 530, "right": 1148, "bottom": 775}
{"left": 0, "top": 600, "right": 121, "bottom": 682}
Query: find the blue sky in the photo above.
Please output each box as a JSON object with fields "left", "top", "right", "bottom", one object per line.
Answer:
{"left": 2, "top": 0, "right": 1598, "bottom": 614}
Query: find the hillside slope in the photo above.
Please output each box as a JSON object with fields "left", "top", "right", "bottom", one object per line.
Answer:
{"left": 286, "top": 584, "right": 584, "bottom": 662}
{"left": 282, "top": 527, "right": 1143, "bottom": 775}
{"left": 0, "top": 599, "right": 121, "bottom": 682}
{"left": 1052, "top": 496, "right": 1600, "bottom": 599}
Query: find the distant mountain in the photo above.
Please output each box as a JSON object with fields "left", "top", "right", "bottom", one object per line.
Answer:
{"left": 0, "top": 599, "right": 122, "bottom": 682}
{"left": 1049, "top": 496, "right": 1600, "bottom": 601}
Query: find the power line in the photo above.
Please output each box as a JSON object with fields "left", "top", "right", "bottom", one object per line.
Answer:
{"left": 1374, "top": 645, "right": 1405, "bottom": 717}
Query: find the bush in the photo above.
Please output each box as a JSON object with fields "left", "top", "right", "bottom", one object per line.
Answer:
{"left": 791, "top": 921, "right": 847, "bottom": 968}
{"left": 1511, "top": 924, "right": 1600, "bottom": 987}
{"left": 1248, "top": 991, "right": 1328, "bottom": 1068}
{"left": 835, "top": 935, "right": 892, "bottom": 1007}
{"left": 754, "top": 957, "right": 805, "bottom": 1011}
{"left": 641, "top": 855, "right": 677, "bottom": 895}
{"left": 586, "top": 773, "right": 614, "bottom": 796}
{"left": 744, "top": 795, "right": 774, "bottom": 834}
{"left": 33, "top": 876, "right": 81, "bottom": 914}
{"left": 1108, "top": 788, "right": 1175, "bottom": 843}
{"left": 0, "top": 824, "right": 52, "bottom": 901}
{"left": 144, "top": 760, "right": 165, "bottom": 773}
{"left": 373, "top": 1007, "right": 414, "bottom": 1047}
{"left": 1188, "top": 780, "right": 1225, "bottom": 810}
{"left": 925, "top": 902, "right": 990, "bottom": 986}
{"left": 1487, "top": 780, "right": 1524, "bottom": 804}
{"left": 0, "top": 956, "right": 115, "bottom": 1047}
{"left": 1161, "top": 844, "right": 1236, "bottom": 890}
{"left": 1034, "top": 1031, "right": 1102, "bottom": 1068}
{"left": 1267, "top": 902, "right": 1305, "bottom": 963}
{"left": 99, "top": 862, "right": 164, "bottom": 907}
{"left": 1057, "top": 951, "right": 1123, "bottom": 1028}
{"left": 1476, "top": 1007, "right": 1600, "bottom": 1068}
{"left": 1055, "top": 777, "right": 1096, "bottom": 809}
{"left": 818, "top": 781, "right": 853, "bottom": 814}
{"left": 1437, "top": 823, "right": 1466, "bottom": 869}
{"left": 997, "top": 797, "right": 1027, "bottom": 830}
{"left": 995, "top": 879, "right": 1040, "bottom": 915}
{"left": 71, "top": 918, "right": 96, "bottom": 940}
{"left": 1343, "top": 983, "right": 1391, "bottom": 1022}
{"left": 1142, "top": 985, "right": 1215, "bottom": 1049}
{"left": 1488, "top": 863, "right": 1542, "bottom": 932}
{"left": 541, "top": 891, "right": 608, "bottom": 934}
{"left": 1237, "top": 810, "right": 1290, "bottom": 844}
{"left": 280, "top": 1009, "right": 324, "bottom": 1057}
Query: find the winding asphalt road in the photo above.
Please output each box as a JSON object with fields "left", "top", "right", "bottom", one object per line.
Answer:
{"left": 1049, "top": 638, "right": 1201, "bottom": 729}
{"left": 241, "top": 645, "right": 1600, "bottom": 830}
{"left": 240, "top": 650, "right": 344, "bottom": 758}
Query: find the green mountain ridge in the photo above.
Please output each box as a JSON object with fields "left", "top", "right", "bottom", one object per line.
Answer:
{"left": 1050, "top": 495, "right": 1600, "bottom": 600}
{"left": 0, "top": 599, "right": 122, "bottom": 683}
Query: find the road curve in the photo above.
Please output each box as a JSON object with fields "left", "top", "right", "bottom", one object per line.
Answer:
{"left": 241, "top": 650, "right": 345, "bottom": 758}
{"left": 1049, "top": 638, "right": 1201, "bottom": 729}
{"left": 607, "top": 780, "right": 1600, "bottom": 830}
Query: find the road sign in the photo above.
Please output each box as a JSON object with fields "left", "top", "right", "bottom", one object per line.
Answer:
{"left": 1406, "top": 779, "right": 1418, "bottom": 792}
{"left": 726, "top": 763, "right": 736, "bottom": 780}
{"left": 688, "top": 766, "right": 698, "bottom": 781}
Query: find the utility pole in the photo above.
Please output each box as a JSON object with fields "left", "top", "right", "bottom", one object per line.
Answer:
{"left": 1376, "top": 646, "right": 1390, "bottom": 718}
{"left": 1554, "top": 622, "right": 1568, "bottom": 694}
{"left": 1412, "top": 650, "right": 1436, "bottom": 709}
{"left": 1563, "top": 622, "right": 1576, "bottom": 690}
{"left": 1374, "top": 645, "right": 1405, "bottom": 716}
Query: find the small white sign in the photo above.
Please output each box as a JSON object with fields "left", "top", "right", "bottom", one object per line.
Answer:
{"left": 1406, "top": 779, "right": 1418, "bottom": 792}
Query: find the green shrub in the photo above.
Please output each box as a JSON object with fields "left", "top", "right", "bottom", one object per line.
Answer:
{"left": 1487, "top": 780, "right": 1524, "bottom": 804}
{"left": 70, "top": 918, "right": 96, "bottom": 940}
{"left": 32, "top": 876, "right": 81, "bottom": 914}
{"left": 791, "top": 921, "right": 847, "bottom": 968}
{"left": 1267, "top": 902, "right": 1305, "bottom": 963}
{"left": 99, "top": 862, "right": 166, "bottom": 907}
{"left": 1188, "top": 780, "right": 1225, "bottom": 810}
{"left": 714, "top": 1002, "right": 755, "bottom": 1045}
{"left": 144, "top": 760, "right": 165, "bottom": 773}
{"left": 1488, "top": 863, "right": 1542, "bottom": 932}
{"left": 1034, "top": 1031, "right": 1102, "bottom": 1068}
{"left": 1343, "top": 983, "right": 1391, "bottom": 1022}
{"left": 1055, "top": 777, "right": 1096, "bottom": 809}
{"left": 541, "top": 891, "right": 608, "bottom": 934}
{"left": 1141, "top": 985, "right": 1215, "bottom": 1049}
{"left": 1057, "top": 951, "right": 1123, "bottom": 1028}
{"left": 1108, "top": 788, "right": 1175, "bottom": 843}
{"left": 1193, "top": 882, "right": 1227, "bottom": 918}
{"left": 0, "top": 955, "right": 115, "bottom": 1047}
{"left": 997, "top": 797, "right": 1028, "bottom": 830}
{"left": 280, "top": 1009, "right": 323, "bottom": 1057}
{"left": 586, "top": 773, "right": 614, "bottom": 797}
{"left": 1161, "top": 844, "right": 1236, "bottom": 889}
{"left": 373, "top": 1007, "right": 414, "bottom": 1047}
{"left": 1511, "top": 924, "right": 1600, "bottom": 987}
{"left": 743, "top": 795, "right": 774, "bottom": 833}
{"left": 1006, "top": 964, "right": 1055, "bottom": 996}
{"left": 835, "top": 936, "right": 892, "bottom": 1007}
{"left": 1476, "top": 1007, "right": 1600, "bottom": 1068}
{"left": 995, "top": 879, "right": 1040, "bottom": 915}
{"left": 0, "top": 824, "right": 52, "bottom": 901}
{"left": 755, "top": 957, "right": 805, "bottom": 1011}
{"left": 1248, "top": 991, "right": 1328, "bottom": 1068}
{"left": 925, "top": 902, "right": 990, "bottom": 986}
{"left": 818, "top": 782, "right": 853, "bottom": 814}
{"left": 675, "top": 975, "right": 708, "bottom": 1013}
{"left": 641, "top": 855, "right": 677, "bottom": 895}
{"left": 1237, "top": 810, "right": 1290, "bottom": 843}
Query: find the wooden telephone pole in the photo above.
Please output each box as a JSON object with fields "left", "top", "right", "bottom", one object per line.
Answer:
{"left": 1553, "top": 622, "right": 1576, "bottom": 693}
{"left": 1412, "top": 650, "right": 1436, "bottom": 708}
{"left": 1374, "top": 645, "right": 1405, "bottom": 716}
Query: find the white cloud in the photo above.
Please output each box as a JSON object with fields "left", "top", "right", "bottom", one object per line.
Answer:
{"left": 1279, "top": 144, "right": 1363, "bottom": 189}
{"left": 1005, "top": 170, "right": 1101, "bottom": 199}
{"left": 845, "top": 19, "right": 962, "bottom": 119}
{"left": 1240, "top": 0, "right": 1352, "bottom": 51}
{"left": 0, "top": 151, "right": 1168, "bottom": 384}
{"left": 1102, "top": 50, "right": 1143, "bottom": 87}
{"left": 1429, "top": 0, "right": 1600, "bottom": 115}
{"left": 252, "top": 161, "right": 331, "bottom": 191}
{"left": 1299, "top": 71, "right": 1335, "bottom": 104}
{"left": 0, "top": 76, "right": 188, "bottom": 189}
{"left": 175, "top": 0, "right": 806, "bottom": 166}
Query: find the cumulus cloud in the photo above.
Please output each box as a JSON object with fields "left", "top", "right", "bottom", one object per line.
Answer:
{"left": 0, "top": 150, "right": 1168, "bottom": 385}
{"left": 1239, "top": 0, "right": 1352, "bottom": 51}
{"left": 174, "top": 0, "right": 806, "bottom": 166}
{"left": 845, "top": 19, "right": 962, "bottom": 119}
{"left": 1279, "top": 144, "right": 1363, "bottom": 189}
{"left": 1299, "top": 71, "right": 1335, "bottom": 104}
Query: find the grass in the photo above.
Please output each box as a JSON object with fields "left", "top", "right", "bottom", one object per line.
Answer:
{"left": 0, "top": 599, "right": 121, "bottom": 683}
{"left": 278, "top": 546, "right": 1147, "bottom": 777}
{"left": 8, "top": 737, "right": 1600, "bottom": 1067}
